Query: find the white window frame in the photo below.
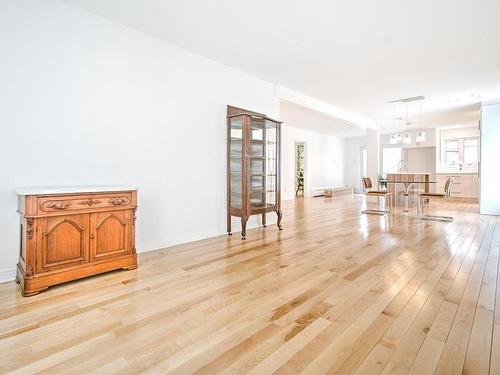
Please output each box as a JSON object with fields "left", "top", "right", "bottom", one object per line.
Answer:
{"left": 444, "top": 138, "right": 460, "bottom": 167}
{"left": 463, "top": 137, "right": 479, "bottom": 166}
{"left": 380, "top": 145, "right": 402, "bottom": 176}
{"left": 440, "top": 136, "right": 479, "bottom": 170}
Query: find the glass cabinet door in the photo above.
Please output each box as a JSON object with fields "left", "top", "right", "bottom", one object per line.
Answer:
{"left": 248, "top": 117, "right": 278, "bottom": 210}
{"left": 248, "top": 117, "right": 264, "bottom": 208}
{"left": 229, "top": 116, "right": 244, "bottom": 208}
{"left": 265, "top": 119, "right": 277, "bottom": 207}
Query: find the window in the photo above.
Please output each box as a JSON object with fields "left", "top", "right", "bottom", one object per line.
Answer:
{"left": 382, "top": 146, "right": 402, "bottom": 175}
{"left": 441, "top": 137, "right": 479, "bottom": 169}
{"left": 445, "top": 139, "right": 460, "bottom": 167}
{"left": 464, "top": 139, "right": 478, "bottom": 165}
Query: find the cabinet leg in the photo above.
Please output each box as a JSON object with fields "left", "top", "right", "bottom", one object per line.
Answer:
{"left": 276, "top": 210, "right": 283, "bottom": 230}
{"left": 241, "top": 216, "right": 248, "bottom": 240}
{"left": 227, "top": 213, "right": 232, "bottom": 235}
{"left": 22, "top": 287, "right": 48, "bottom": 297}
{"left": 262, "top": 213, "right": 266, "bottom": 227}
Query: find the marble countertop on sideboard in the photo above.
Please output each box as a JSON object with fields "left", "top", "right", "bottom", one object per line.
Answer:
{"left": 16, "top": 185, "right": 138, "bottom": 196}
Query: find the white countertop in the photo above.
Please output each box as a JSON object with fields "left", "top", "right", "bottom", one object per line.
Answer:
{"left": 16, "top": 185, "right": 138, "bottom": 196}
{"left": 386, "top": 172, "right": 432, "bottom": 175}
{"left": 435, "top": 171, "right": 478, "bottom": 175}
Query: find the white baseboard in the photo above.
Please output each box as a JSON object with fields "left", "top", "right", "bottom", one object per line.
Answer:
{"left": 0, "top": 267, "right": 17, "bottom": 283}
{"left": 136, "top": 229, "right": 224, "bottom": 254}
{"left": 136, "top": 221, "right": 275, "bottom": 254}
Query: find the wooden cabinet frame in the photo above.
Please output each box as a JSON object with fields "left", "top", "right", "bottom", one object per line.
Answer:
{"left": 16, "top": 189, "right": 137, "bottom": 296}
{"left": 226, "top": 105, "right": 283, "bottom": 239}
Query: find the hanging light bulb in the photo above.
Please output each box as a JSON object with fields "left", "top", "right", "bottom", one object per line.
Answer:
{"left": 416, "top": 99, "right": 426, "bottom": 143}
{"left": 416, "top": 131, "right": 426, "bottom": 143}
{"left": 389, "top": 104, "right": 398, "bottom": 144}
{"left": 403, "top": 132, "right": 412, "bottom": 144}
{"left": 395, "top": 106, "right": 403, "bottom": 144}
{"left": 402, "top": 103, "right": 411, "bottom": 144}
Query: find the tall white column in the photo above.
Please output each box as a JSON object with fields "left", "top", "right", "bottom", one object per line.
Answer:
{"left": 366, "top": 127, "right": 380, "bottom": 185}
{"left": 480, "top": 100, "right": 500, "bottom": 215}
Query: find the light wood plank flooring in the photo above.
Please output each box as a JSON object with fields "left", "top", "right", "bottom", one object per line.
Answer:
{"left": 1, "top": 195, "right": 497, "bottom": 374}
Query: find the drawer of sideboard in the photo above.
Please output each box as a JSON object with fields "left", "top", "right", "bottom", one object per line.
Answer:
{"left": 37, "top": 192, "right": 133, "bottom": 214}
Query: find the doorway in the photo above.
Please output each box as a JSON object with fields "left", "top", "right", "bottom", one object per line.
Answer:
{"left": 295, "top": 142, "right": 306, "bottom": 197}
{"left": 360, "top": 146, "right": 367, "bottom": 193}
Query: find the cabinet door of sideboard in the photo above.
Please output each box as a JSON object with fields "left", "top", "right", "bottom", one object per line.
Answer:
{"left": 38, "top": 214, "right": 90, "bottom": 273}
{"left": 89, "top": 210, "right": 132, "bottom": 261}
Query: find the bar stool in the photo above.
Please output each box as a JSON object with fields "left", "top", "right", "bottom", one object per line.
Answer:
{"left": 361, "top": 177, "right": 392, "bottom": 215}
{"left": 418, "top": 178, "right": 454, "bottom": 222}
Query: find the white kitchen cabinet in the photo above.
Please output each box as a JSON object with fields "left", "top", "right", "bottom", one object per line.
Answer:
{"left": 436, "top": 173, "right": 478, "bottom": 198}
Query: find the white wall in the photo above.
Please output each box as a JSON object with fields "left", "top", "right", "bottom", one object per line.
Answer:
{"left": 0, "top": 0, "right": 281, "bottom": 280}
{"left": 366, "top": 128, "right": 380, "bottom": 185}
{"left": 405, "top": 147, "right": 436, "bottom": 173}
{"left": 281, "top": 126, "right": 346, "bottom": 200}
{"left": 480, "top": 101, "right": 500, "bottom": 215}
{"left": 344, "top": 136, "right": 367, "bottom": 193}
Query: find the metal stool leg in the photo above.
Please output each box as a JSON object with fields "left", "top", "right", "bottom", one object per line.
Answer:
{"left": 362, "top": 194, "right": 391, "bottom": 216}
{"left": 419, "top": 197, "right": 453, "bottom": 222}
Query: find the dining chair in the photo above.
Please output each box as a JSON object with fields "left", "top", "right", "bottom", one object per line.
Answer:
{"left": 418, "top": 178, "right": 454, "bottom": 222}
{"left": 361, "top": 177, "right": 392, "bottom": 215}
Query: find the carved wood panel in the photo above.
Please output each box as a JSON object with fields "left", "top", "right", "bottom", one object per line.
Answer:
{"left": 38, "top": 193, "right": 131, "bottom": 213}
{"left": 38, "top": 214, "right": 89, "bottom": 272}
{"left": 90, "top": 211, "right": 131, "bottom": 260}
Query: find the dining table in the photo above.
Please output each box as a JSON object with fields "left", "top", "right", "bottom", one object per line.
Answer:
{"left": 381, "top": 173, "right": 437, "bottom": 213}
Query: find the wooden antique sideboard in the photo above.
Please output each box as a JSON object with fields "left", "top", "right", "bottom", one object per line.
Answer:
{"left": 16, "top": 186, "right": 138, "bottom": 296}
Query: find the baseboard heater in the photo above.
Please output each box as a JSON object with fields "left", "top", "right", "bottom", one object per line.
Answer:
{"left": 312, "top": 186, "right": 354, "bottom": 197}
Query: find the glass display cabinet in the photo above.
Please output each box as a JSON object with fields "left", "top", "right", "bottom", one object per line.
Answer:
{"left": 227, "top": 106, "right": 282, "bottom": 239}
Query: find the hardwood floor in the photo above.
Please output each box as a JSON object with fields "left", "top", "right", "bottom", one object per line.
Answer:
{"left": 0, "top": 195, "right": 497, "bottom": 374}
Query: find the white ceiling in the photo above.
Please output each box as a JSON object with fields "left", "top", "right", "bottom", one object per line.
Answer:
{"left": 64, "top": 0, "right": 500, "bottom": 134}
{"left": 280, "top": 101, "right": 366, "bottom": 138}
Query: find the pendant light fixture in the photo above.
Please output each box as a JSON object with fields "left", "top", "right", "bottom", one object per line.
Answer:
{"left": 388, "top": 96, "right": 426, "bottom": 145}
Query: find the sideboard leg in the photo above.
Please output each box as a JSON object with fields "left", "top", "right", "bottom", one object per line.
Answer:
{"left": 22, "top": 287, "right": 48, "bottom": 297}
{"left": 262, "top": 213, "right": 267, "bottom": 227}
{"left": 227, "top": 213, "right": 232, "bottom": 235}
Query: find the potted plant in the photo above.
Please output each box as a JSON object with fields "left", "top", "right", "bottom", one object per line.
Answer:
{"left": 378, "top": 175, "right": 387, "bottom": 190}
